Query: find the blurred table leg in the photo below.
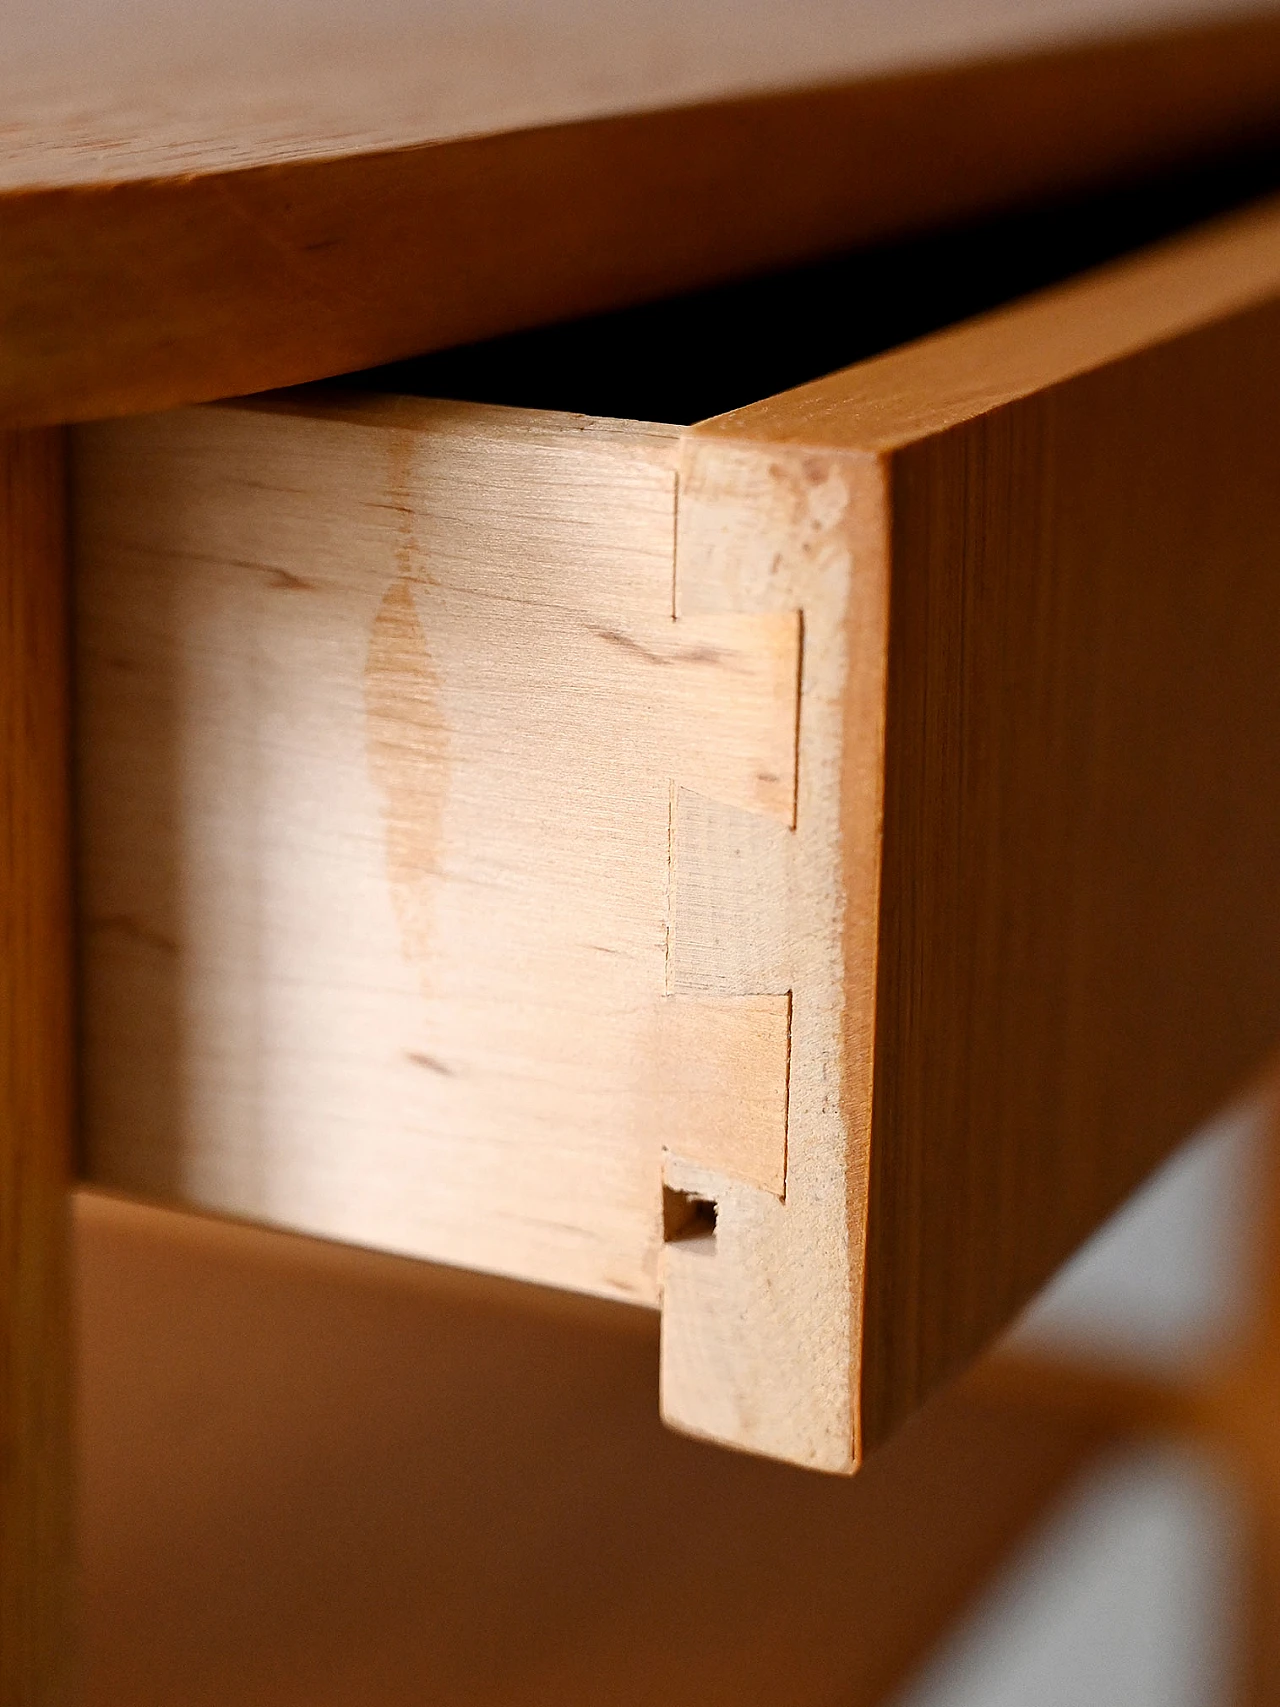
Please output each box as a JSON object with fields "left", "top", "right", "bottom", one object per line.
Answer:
{"left": 1232, "top": 1068, "right": 1280, "bottom": 1707}
{"left": 1, "top": 429, "right": 74, "bottom": 1706}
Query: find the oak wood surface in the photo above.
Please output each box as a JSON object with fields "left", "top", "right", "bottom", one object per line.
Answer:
{"left": 669, "top": 192, "right": 1280, "bottom": 1463}
{"left": 76, "top": 1187, "right": 1112, "bottom": 1707}
{"left": 7, "top": 4, "right": 1280, "bottom": 426}
{"left": 0, "top": 432, "right": 74, "bottom": 1705}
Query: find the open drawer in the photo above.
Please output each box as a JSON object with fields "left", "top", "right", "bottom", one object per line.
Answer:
{"left": 73, "top": 184, "right": 1280, "bottom": 1472}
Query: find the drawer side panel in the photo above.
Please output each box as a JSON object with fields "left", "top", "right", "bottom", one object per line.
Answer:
{"left": 74, "top": 399, "right": 798, "bottom": 1309}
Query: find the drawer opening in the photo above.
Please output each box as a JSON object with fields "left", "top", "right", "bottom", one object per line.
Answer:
{"left": 337, "top": 145, "right": 1280, "bottom": 425}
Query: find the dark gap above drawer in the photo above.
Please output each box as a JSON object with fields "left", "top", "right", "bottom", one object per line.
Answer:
{"left": 335, "top": 148, "right": 1280, "bottom": 426}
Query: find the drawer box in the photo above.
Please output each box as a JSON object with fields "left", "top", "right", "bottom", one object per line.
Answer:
{"left": 75, "top": 192, "right": 1280, "bottom": 1471}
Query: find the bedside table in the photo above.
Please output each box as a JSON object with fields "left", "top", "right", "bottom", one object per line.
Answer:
{"left": 7, "top": 2, "right": 1280, "bottom": 1698}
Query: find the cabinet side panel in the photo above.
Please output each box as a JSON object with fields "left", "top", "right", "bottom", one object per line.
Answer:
{"left": 862, "top": 302, "right": 1280, "bottom": 1444}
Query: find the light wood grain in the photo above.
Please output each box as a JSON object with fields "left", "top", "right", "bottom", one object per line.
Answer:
{"left": 76, "top": 1187, "right": 1113, "bottom": 1707}
{"left": 667, "top": 191, "right": 1280, "bottom": 1464}
{"left": 7, "top": 5, "right": 1280, "bottom": 426}
{"left": 0, "top": 432, "right": 74, "bottom": 1705}
{"left": 74, "top": 396, "right": 798, "bottom": 1309}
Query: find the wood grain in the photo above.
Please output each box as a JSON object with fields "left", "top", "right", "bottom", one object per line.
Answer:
{"left": 73, "top": 396, "right": 798, "bottom": 1310}
{"left": 12, "top": 0, "right": 1269, "bottom": 188}
{"left": 7, "top": 7, "right": 1280, "bottom": 426}
{"left": 671, "top": 192, "right": 1280, "bottom": 1465}
{"left": 0, "top": 432, "right": 73, "bottom": 1705}
{"left": 76, "top": 1188, "right": 1113, "bottom": 1707}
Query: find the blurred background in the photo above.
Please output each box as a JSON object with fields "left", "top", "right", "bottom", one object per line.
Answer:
{"left": 78, "top": 1093, "right": 1268, "bottom": 1706}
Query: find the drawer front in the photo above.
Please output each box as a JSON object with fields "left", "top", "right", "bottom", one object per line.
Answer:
{"left": 75, "top": 195, "right": 1280, "bottom": 1471}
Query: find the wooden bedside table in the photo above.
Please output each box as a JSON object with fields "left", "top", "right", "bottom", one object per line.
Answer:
{"left": 8, "top": 2, "right": 1280, "bottom": 1699}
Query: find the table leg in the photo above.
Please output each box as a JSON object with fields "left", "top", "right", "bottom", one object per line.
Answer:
{"left": 0, "top": 429, "right": 74, "bottom": 1706}
{"left": 1231, "top": 1067, "right": 1280, "bottom": 1707}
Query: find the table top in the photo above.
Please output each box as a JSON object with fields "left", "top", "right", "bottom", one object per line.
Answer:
{"left": 5, "top": 0, "right": 1266, "bottom": 192}
{"left": 6, "top": 0, "right": 1280, "bottom": 425}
